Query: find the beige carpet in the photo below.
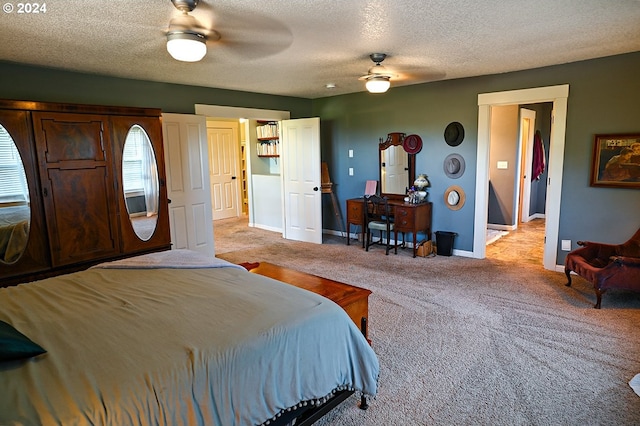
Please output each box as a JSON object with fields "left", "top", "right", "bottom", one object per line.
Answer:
{"left": 214, "top": 217, "right": 640, "bottom": 425}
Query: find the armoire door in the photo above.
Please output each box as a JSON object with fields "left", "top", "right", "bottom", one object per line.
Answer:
{"left": 110, "top": 115, "right": 171, "bottom": 254}
{"left": 32, "top": 112, "right": 121, "bottom": 266}
{"left": 0, "top": 109, "right": 50, "bottom": 279}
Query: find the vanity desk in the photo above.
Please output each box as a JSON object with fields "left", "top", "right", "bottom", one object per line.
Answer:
{"left": 346, "top": 132, "right": 432, "bottom": 257}
{"left": 346, "top": 198, "right": 432, "bottom": 258}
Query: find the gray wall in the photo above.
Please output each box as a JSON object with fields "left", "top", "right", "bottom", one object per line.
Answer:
{"left": 313, "top": 52, "right": 640, "bottom": 263}
{"left": 521, "top": 102, "right": 552, "bottom": 216}
{"left": 488, "top": 105, "right": 519, "bottom": 227}
{"left": 0, "top": 61, "right": 312, "bottom": 117}
{"left": 1, "top": 52, "right": 639, "bottom": 265}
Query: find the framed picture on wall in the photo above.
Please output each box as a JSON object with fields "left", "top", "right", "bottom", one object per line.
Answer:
{"left": 590, "top": 133, "right": 640, "bottom": 188}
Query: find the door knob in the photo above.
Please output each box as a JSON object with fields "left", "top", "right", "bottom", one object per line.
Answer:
{"left": 313, "top": 187, "right": 319, "bottom": 191}
{"left": 231, "top": 176, "right": 237, "bottom": 180}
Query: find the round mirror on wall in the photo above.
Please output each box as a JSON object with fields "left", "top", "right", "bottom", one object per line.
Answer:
{"left": 122, "top": 125, "right": 159, "bottom": 241}
{"left": 0, "top": 124, "right": 30, "bottom": 264}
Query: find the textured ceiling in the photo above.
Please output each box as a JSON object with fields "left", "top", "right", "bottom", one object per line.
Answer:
{"left": 1, "top": 0, "right": 639, "bottom": 99}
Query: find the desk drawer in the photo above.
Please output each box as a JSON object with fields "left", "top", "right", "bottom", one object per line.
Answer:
{"left": 394, "top": 206, "right": 415, "bottom": 231}
{"left": 346, "top": 199, "right": 364, "bottom": 225}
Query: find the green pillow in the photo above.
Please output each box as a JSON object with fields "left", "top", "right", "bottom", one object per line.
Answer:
{"left": 0, "top": 320, "right": 46, "bottom": 361}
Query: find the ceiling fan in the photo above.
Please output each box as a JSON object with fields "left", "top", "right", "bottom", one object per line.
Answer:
{"left": 164, "top": 0, "right": 292, "bottom": 63}
{"left": 166, "top": 0, "right": 219, "bottom": 62}
{"left": 359, "top": 53, "right": 396, "bottom": 93}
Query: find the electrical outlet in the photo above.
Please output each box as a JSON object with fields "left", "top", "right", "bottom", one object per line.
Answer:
{"left": 561, "top": 240, "right": 571, "bottom": 251}
{"left": 348, "top": 149, "right": 353, "bottom": 158}
{"left": 348, "top": 167, "right": 354, "bottom": 176}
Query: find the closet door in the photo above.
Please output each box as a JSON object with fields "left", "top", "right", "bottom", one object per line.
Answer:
{"left": 110, "top": 115, "right": 171, "bottom": 254}
{"left": 32, "top": 112, "right": 121, "bottom": 266}
{"left": 0, "top": 109, "right": 50, "bottom": 281}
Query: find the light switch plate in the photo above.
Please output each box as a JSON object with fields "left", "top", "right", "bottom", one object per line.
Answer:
{"left": 348, "top": 167, "right": 354, "bottom": 176}
{"left": 348, "top": 149, "right": 353, "bottom": 158}
{"left": 561, "top": 240, "right": 571, "bottom": 251}
{"left": 497, "top": 161, "right": 508, "bottom": 169}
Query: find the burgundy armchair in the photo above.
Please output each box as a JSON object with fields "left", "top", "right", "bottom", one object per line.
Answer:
{"left": 565, "top": 227, "right": 640, "bottom": 308}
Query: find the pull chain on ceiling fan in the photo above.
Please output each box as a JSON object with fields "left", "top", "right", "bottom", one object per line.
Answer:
{"left": 359, "top": 53, "right": 394, "bottom": 93}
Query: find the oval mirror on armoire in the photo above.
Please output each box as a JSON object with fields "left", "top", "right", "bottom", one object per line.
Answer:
{"left": 122, "top": 125, "right": 159, "bottom": 241}
{"left": 0, "top": 124, "right": 31, "bottom": 264}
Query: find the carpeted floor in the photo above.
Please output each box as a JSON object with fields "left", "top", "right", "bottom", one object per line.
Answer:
{"left": 214, "top": 217, "right": 640, "bottom": 425}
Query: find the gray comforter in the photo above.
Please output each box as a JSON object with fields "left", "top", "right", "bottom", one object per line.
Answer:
{"left": 0, "top": 253, "right": 379, "bottom": 425}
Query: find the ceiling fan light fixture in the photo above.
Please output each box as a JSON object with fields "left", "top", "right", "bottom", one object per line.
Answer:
{"left": 365, "top": 75, "right": 391, "bottom": 93}
{"left": 167, "top": 30, "right": 207, "bottom": 62}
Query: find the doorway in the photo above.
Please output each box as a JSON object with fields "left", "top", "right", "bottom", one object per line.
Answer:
{"left": 474, "top": 84, "right": 569, "bottom": 271}
{"left": 195, "top": 104, "right": 290, "bottom": 229}
{"left": 485, "top": 106, "right": 548, "bottom": 261}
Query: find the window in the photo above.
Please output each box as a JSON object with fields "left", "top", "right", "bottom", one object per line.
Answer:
{"left": 0, "top": 125, "right": 29, "bottom": 203}
{"left": 122, "top": 126, "right": 147, "bottom": 194}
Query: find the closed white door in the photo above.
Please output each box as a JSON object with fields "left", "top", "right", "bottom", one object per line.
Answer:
{"left": 280, "top": 117, "right": 322, "bottom": 244}
{"left": 207, "top": 123, "right": 238, "bottom": 220}
{"left": 161, "top": 113, "right": 215, "bottom": 256}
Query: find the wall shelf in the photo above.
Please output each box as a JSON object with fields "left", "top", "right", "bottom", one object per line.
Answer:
{"left": 256, "top": 120, "right": 279, "bottom": 157}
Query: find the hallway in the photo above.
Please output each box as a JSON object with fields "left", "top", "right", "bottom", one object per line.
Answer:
{"left": 485, "top": 218, "right": 546, "bottom": 266}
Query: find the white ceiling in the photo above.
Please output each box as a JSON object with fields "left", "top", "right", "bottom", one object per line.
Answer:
{"left": 1, "top": 0, "right": 639, "bottom": 99}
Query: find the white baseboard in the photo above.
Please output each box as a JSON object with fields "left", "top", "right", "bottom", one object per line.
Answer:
{"left": 253, "top": 223, "right": 282, "bottom": 233}
{"left": 487, "top": 223, "right": 516, "bottom": 231}
{"left": 452, "top": 249, "right": 474, "bottom": 258}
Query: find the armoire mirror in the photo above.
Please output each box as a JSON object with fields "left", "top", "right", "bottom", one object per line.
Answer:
{"left": 379, "top": 135, "right": 415, "bottom": 199}
{"left": 0, "top": 124, "right": 30, "bottom": 264}
{"left": 122, "top": 125, "right": 159, "bottom": 241}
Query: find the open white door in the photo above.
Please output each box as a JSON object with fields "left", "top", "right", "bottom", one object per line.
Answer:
{"left": 518, "top": 108, "right": 536, "bottom": 223}
{"left": 280, "top": 117, "right": 322, "bottom": 244}
{"left": 162, "top": 113, "right": 215, "bottom": 256}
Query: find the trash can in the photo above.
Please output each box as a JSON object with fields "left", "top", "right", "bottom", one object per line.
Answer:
{"left": 435, "top": 231, "right": 457, "bottom": 256}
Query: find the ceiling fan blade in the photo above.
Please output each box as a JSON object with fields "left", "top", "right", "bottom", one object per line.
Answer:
{"left": 210, "top": 8, "right": 293, "bottom": 59}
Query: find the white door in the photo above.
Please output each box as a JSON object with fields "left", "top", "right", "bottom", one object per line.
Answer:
{"left": 518, "top": 108, "right": 536, "bottom": 223}
{"left": 382, "top": 144, "right": 409, "bottom": 194}
{"left": 207, "top": 123, "right": 239, "bottom": 220}
{"left": 280, "top": 117, "right": 322, "bottom": 244}
{"left": 161, "top": 113, "right": 215, "bottom": 256}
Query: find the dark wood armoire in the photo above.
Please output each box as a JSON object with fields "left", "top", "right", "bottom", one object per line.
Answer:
{"left": 0, "top": 100, "right": 171, "bottom": 286}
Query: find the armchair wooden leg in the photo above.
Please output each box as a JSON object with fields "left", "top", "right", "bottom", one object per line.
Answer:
{"left": 565, "top": 268, "right": 572, "bottom": 287}
{"left": 594, "top": 288, "right": 604, "bottom": 309}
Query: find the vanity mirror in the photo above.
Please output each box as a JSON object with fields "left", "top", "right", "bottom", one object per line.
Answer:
{"left": 0, "top": 124, "right": 30, "bottom": 264}
{"left": 122, "top": 125, "right": 159, "bottom": 241}
{"left": 379, "top": 133, "right": 415, "bottom": 199}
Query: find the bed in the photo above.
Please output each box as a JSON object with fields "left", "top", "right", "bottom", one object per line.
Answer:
{"left": 0, "top": 250, "right": 379, "bottom": 425}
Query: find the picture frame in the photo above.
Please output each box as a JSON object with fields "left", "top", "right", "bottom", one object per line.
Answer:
{"left": 590, "top": 133, "right": 640, "bottom": 188}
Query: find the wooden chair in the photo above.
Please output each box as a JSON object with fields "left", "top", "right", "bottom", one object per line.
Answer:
{"left": 364, "top": 195, "right": 398, "bottom": 255}
{"left": 565, "top": 227, "right": 640, "bottom": 308}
